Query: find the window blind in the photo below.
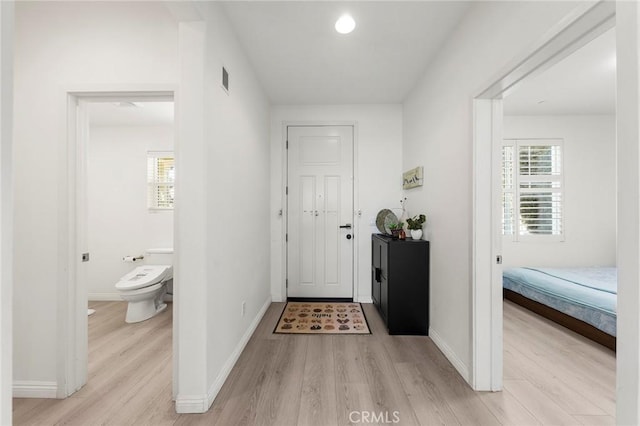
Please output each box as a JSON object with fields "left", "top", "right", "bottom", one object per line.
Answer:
{"left": 502, "top": 145, "right": 515, "bottom": 236}
{"left": 502, "top": 140, "right": 564, "bottom": 239}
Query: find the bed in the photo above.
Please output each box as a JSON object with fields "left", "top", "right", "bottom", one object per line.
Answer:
{"left": 503, "top": 267, "right": 617, "bottom": 351}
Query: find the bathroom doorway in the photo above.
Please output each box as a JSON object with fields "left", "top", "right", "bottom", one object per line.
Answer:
{"left": 61, "top": 91, "right": 176, "bottom": 399}
{"left": 85, "top": 101, "right": 174, "bottom": 302}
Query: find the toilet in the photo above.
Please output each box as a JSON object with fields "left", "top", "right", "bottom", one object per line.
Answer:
{"left": 115, "top": 248, "right": 173, "bottom": 323}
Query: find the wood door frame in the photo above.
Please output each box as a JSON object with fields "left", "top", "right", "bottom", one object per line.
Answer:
{"left": 471, "top": 1, "right": 615, "bottom": 391}
{"left": 282, "top": 122, "right": 358, "bottom": 301}
{"left": 60, "top": 88, "right": 176, "bottom": 398}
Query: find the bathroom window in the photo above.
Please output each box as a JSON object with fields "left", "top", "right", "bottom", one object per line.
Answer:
{"left": 147, "top": 151, "right": 175, "bottom": 210}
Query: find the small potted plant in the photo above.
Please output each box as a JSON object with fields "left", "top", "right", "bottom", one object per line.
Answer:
{"left": 388, "top": 222, "right": 404, "bottom": 239}
{"left": 406, "top": 214, "right": 426, "bottom": 240}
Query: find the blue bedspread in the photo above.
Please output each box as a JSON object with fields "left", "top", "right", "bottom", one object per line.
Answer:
{"left": 503, "top": 267, "right": 617, "bottom": 336}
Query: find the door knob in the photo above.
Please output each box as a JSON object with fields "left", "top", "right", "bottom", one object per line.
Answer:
{"left": 346, "top": 234, "right": 352, "bottom": 240}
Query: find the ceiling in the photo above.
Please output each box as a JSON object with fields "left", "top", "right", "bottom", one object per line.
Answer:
{"left": 220, "top": 1, "right": 471, "bottom": 104}
{"left": 87, "top": 5, "right": 614, "bottom": 117}
{"left": 88, "top": 101, "right": 174, "bottom": 127}
{"left": 504, "top": 27, "right": 616, "bottom": 116}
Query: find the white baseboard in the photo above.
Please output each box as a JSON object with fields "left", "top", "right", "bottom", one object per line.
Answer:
{"left": 207, "top": 295, "right": 271, "bottom": 407}
{"left": 88, "top": 293, "right": 121, "bottom": 301}
{"left": 175, "top": 395, "right": 209, "bottom": 414}
{"left": 175, "top": 295, "right": 272, "bottom": 414}
{"left": 429, "top": 327, "right": 470, "bottom": 383}
{"left": 358, "top": 297, "right": 373, "bottom": 304}
{"left": 13, "top": 381, "right": 58, "bottom": 398}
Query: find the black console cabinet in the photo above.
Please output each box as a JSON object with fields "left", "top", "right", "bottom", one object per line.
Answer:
{"left": 371, "top": 234, "right": 429, "bottom": 335}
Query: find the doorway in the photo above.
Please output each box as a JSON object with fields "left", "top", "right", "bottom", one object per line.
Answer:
{"left": 61, "top": 90, "right": 175, "bottom": 397}
{"left": 286, "top": 125, "right": 355, "bottom": 299}
{"left": 85, "top": 101, "right": 174, "bottom": 302}
{"left": 500, "top": 26, "right": 617, "bottom": 418}
{"left": 471, "top": 1, "right": 615, "bottom": 391}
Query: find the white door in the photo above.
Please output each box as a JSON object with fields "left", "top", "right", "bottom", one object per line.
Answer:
{"left": 287, "top": 125, "right": 354, "bottom": 298}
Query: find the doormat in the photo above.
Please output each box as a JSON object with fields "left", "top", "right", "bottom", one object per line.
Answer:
{"left": 274, "top": 302, "right": 371, "bottom": 335}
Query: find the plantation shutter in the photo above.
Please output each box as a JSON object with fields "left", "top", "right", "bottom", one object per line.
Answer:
{"left": 502, "top": 144, "right": 515, "bottom": 235}
{"left": 147, "top": 151, "right": 175, "bottom": 210}
{"left": 502, "top": 139, "right": 564, "bottom": 240}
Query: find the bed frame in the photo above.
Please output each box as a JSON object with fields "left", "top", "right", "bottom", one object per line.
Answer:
{"left": 504, "top": 288, "right": 616, "bottom": 352}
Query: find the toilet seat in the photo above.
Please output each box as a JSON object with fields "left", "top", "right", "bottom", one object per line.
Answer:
{"left": 115, "top": 265, "right": 172, "bottom": 291}
{"left": 118, "top": 282, "right": 163, "bottom": 296}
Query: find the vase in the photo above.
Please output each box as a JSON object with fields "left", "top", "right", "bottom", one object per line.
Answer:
{"left": 399, "top": 208, "right": 408, "bottom": 232}
{"left": 410, "top": 229, "right": 423, "bottom": 240}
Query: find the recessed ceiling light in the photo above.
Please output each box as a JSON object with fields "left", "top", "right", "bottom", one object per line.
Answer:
{"left": 335, "top": 14, "right": 356, "bottom": 34}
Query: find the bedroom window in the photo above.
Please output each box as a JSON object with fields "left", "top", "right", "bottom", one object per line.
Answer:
{"left": 502, "top": 139, "right": 564, "bottom": 240}
{"left": 147, "top": 151, "right": 175, "bottom": 210}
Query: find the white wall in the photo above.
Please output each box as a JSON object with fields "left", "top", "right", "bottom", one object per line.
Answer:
{"left": 87, "top": 125, "right": 174, "bottom": 300}
{"left": 202, "top": 0, "right": 271, "bottom": 403}
{"left": 0, "top": 1, "right": 13, "bottom": 423}
{"left": 270, "top": 105, "right": 403, "bottom": 303}
{"left": 174, "top": 19, "right": 208, "bottom": 410}
{"left": 173, "top": 2, "right": 272, "bottom": 412}
{"left": 616, "top": 2, "right": 640, "bottom": 423}
{"left": 14, "top": 1, "right": 271, "bottom": 411}
{"left": 502, "top": 115, "right": 616, "bottom": 268}
{"left": 403, "top": 1, "right": 582, "bottom": 381}
{"left": 13, "top": 1, "right": 178, "bottom": 395}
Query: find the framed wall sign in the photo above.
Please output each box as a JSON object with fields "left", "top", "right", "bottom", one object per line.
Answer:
{"left": 403, "top": 166, "right": 424, "bottom": 189}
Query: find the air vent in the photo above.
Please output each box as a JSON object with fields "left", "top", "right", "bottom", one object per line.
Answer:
{"left": 222, "top": 66, "right": 229, "bottom": 93}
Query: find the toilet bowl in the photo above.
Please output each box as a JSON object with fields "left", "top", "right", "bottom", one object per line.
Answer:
{"left": 115, "top": 249, "right": 173, "bottom": 323}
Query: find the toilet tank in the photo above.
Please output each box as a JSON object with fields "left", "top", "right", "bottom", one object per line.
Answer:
{"left": 145, "top": 248, "right": 173, "bottom": 265}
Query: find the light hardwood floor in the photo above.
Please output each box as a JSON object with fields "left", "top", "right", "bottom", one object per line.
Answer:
{"left": 13, "top": 300, "right": 615, "bottom": 425}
